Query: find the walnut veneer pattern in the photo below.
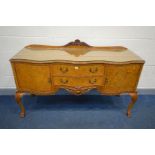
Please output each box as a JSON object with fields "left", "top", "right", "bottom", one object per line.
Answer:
{"left": 10, "top": 40, "right": 145, "bottom": 118}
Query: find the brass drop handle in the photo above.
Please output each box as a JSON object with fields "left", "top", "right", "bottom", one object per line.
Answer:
{"left": 60, "top": 79, "right": 68, "bottom": 84}
{"left": 60, "top": 67, "right": 68, "bottom": 73}
{"left": 89, "top": 67, "right": 98, "bottom": 73}
{"left": 89, "top": 79, "right": 97, "bottom": 84}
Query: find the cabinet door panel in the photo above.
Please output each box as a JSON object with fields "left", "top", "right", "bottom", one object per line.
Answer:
{"left": 104, "top": 64, "right": 142, "bottom": 93}
{"left": 14, "top": 62, "right": 51, "bottom": 92}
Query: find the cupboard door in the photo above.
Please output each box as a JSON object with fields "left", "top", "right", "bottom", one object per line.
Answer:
{"left": 14, "top": 62, "right": 52, "bottom": 93}
{"left": 104, "top": 64, "right": 142, "bottom": 93}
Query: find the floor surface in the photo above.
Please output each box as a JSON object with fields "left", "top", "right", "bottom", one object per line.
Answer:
{"left": 0, "top": 91, "right": 155, "bottom": 129}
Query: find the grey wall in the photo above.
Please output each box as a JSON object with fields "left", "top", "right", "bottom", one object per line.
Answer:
{"left": 0, "top": 26, "right": 155, "bottom": 89}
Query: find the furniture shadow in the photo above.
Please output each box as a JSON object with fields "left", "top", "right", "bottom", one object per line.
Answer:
{"left": 23, "top": 94, "right": 128, "bottom": 111}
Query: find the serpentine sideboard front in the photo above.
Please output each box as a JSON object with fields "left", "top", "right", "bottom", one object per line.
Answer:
{"left": 10, "top": 39, "right": 145, "bottom": 117}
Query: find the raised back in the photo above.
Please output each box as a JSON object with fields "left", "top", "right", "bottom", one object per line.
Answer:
{"left": 64, "top": 39, "right": 91, "bottom": 47}
{"left": 25, "top": 39, "right": 127, "bottom": 57}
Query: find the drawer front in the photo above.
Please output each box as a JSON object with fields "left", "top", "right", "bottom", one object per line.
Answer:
{"left": 53, "top": 64, "right": 104, "bottom": 76}
{"left": 53, "top": 77, "right": 103, "bottom": 87}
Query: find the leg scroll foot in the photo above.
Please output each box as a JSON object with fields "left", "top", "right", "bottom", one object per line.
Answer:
{"left": 127, "top": 92, "right": 138, "bottom": 117}
{"left": 15, "top": 92, "right": 26, "bottom": 118}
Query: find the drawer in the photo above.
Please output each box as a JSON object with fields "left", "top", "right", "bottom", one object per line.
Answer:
{"left": 53, "top": 77, "right": 104, "bottom": 87}
{"left": 52, "top": 64, "right": 104, "bottom": 76}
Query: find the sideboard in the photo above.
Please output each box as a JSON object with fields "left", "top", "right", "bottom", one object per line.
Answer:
{"left": 10, "top": 39, "right": 145, "bottom": 117}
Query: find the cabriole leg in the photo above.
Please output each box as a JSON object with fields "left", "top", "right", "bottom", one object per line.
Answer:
{"left": 127, "top": 92, "right": 138, "bottom": 117}
{"left": 15, "top": 92, "right": 26, "bottom": 118}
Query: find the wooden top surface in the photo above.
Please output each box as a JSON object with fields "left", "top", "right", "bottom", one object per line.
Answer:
{"left": 10, "top": 39, "right": 145, "bottom": 64}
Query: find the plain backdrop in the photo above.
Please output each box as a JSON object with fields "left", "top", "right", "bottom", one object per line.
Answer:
{"left": 0, "top": 0, "right": 155, "bottom": 155}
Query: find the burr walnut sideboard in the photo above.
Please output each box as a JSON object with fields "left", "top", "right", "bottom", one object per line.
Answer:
{"left": 10, "top": 39, "right": 145, "bottom": 118}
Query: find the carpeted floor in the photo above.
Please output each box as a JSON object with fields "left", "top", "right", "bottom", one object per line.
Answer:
{"left": 0, "top": 90, "right": 155, "bottom": 129}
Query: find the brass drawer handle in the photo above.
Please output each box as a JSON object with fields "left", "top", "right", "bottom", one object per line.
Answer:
{"left": 60, "top": 79, "right": 68, "bottom": 84}
{"left": 89, "top": 67, "right": 98, "bottom": 73}
{"left": 60, "top": 67, "right": 68, "bottom": 73}
{"left": 89, "top": 79, "right": 97, "bottom": 84}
